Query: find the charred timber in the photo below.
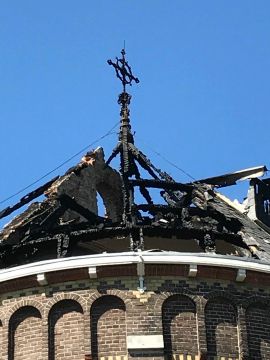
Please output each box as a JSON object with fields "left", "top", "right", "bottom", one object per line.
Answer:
{"left": 128, "top": 144, "right": 159, "bottom": 180}
{"left": 58, "top": 194, "right": 105, "bottom": 224}
{"left": 0, "top": 224, "right": 250, "bottom": 268}
{"left": 196, "top": 166, "right": 267, "bottom": 188}
{"left": 135, "top": 204, "right": 182, "bottom": 214}
{"left": 129, "top": 179, "right": 192, "bottom": 192}
{"left": 2, "top": 224, "right": 245, "bottom": 249}
{"left": 0, "top": 176, "right": 59, "bottom": 220}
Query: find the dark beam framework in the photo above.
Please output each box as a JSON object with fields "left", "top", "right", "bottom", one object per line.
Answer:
{"left": 0, "top": 49, "right": 268, "bottom": 267}
{"left": 129, "top": 179, "right": 192, "bottom": 192}
{"left": 0, "top": 223, "right": 248, "bottom": 267}
{"left": 0, "top": 176, "right": 59, "bottom": 220}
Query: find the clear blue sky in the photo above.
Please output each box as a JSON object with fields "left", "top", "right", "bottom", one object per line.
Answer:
{"left": 0, "top": 1, "right": 270, "bottom": 221}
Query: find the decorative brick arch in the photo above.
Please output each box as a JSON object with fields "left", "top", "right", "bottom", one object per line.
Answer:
{"left": 6, "top": 299, "right": 44, "bottom": 324}
{"left": 0, "top": 311, "right": 7, "bottom": 328}
{"left": 245, "top": 297, "right": 270, "bottom": 359}
{"left": 90, "top": 294, "right": 127, "bottom": 359}
{"left": 8, "top": 305, "right": 43, "bottom": 360}
{"left": 161, "top": 293, "right": 199, "bottom": 358}
{"left": 154, "top": 290, "right": 199, "bottom": 313}
{"left": 44, "top": 292, "right": 87, "bottom": 319}
{"left": 86, "top": 289, "right": 131, "bottom": 314}
{"left": 242, "top": 295, "right": 270, "bottom": 309}
{"left": 48, "top": 297, "right": 86, "bottom": 360}
{"left": 205, "top": 293, "right": 239, "bottom": 358}
{"left": 205, "top": 290, "right": 238, "bottom": 308}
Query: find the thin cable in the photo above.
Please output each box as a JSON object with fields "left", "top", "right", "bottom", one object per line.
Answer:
{"left": 135, "top": 135, "right": 196, "bottom": 181}
{"left": 0, "top": 121, "right": 120, "bottom": 205}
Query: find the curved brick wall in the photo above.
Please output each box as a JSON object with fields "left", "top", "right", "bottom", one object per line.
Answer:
{"left": 205, "top": 298, "right": 239, "bottom": 359}
{"left": 0, "top": 258, "right": 270, "bottom": 359}
{"left": 90, "top": 295, "right": 126, "bottom": 358}
{"left": 246, "top": 303, "right": 270, "bottom": 359}
{"left": 8, "top": 306, "right": 43, "bottom": 360}
{"left": 162, "top": 295, "right": 198, "bottom": 357}
{"left": 48, "top": 299, "right": 84, "bottom": 360}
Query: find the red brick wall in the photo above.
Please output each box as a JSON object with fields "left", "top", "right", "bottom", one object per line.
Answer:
{"left": 205, "top": 298, "right": 239, "bottom": 359}
{"left": 8, "top": 306, "right": 43, "bottom": 360}
{"left": 162, "top": 295, "right": 198, "bottom": 358}
{"left": 48, "top": 299, "right": 84, "bottom": 360}
{"left": 90, "top": 295, "right": 127, "bottom": 359}
{"left": 246, "top": 304, "right": 270, "bottom": 359}
{"left": 2, "top": 274, "right": 270, "bottom": 359}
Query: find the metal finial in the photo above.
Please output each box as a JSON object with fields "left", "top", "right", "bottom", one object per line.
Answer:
{"left": 107, "top": 49, "right": 139, "bottom": 92}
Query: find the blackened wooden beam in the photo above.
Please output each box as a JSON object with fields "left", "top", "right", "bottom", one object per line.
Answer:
{"left": 0, "top": 176, "right": 59, "bottom": 220}
{"left": 129, "top": 178, "right": 192, "bottom": 192}
{"left": 58, "top": 194, "right": 105, "bottom": 224}
{"left": 196, "top": 165, "right": 267, "bottom": 188}
{"left": 0, "top": 223, "right": 250, "bottom": 268}
{"left": 25, "top": 225, "right": 245, "bottom": 248}
{"left": 128, "top": 144, "right": 159, "bottom": 179}
{"left": 39, "top": 202, "right": 67, "bottom": 229}
{"left": 135, "top": 204, "right": 182, "bottom": 214}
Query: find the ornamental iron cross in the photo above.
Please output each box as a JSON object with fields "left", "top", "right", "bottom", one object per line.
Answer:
{"left": 107, "top": 49, "right": 139, "bottom": 92}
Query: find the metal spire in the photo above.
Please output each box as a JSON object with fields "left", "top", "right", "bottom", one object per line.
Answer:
{"left": 107, "top": 49, "right": 140, "bottom": 159}
{"left": 107, "top": 49, "right": 183, "bottom": 251}
{"left": 107, "top": 49, "right": 140, "bottom": 235}
{"left": 107, "top": 48, "right": 140, "bottom": 172}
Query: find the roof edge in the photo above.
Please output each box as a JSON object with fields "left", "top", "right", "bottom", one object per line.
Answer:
{"left": 0, "top": 251, "right": 270, "bottom": 283}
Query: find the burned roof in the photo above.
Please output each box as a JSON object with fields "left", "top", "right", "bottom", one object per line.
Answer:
{"left": 1, "top": 49, "right": 270, "bottom": 268}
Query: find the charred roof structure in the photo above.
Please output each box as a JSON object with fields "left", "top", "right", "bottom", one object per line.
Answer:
{"left": 2, "top": 50, "right": 270, "bottom": 360}
{"left": 0, "top": 49, "right": 270, "bottom": 267}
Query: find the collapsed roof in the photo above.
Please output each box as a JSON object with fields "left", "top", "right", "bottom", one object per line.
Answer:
{"left": 0, "top": 49, "right": 270, "bottom": 268}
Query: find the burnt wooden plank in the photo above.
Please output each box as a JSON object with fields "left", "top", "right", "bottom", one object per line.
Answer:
{"left": 196, "top": 166, "right": 267, "bottom": 188}
{"left": 129, "top": 178, "right": 192, "bottom": 192}
{"left": 58, "top": 194, "right": 104, "bottom": 224}
{"left": 0, "top": 176, "right": 59, "bottom": 220}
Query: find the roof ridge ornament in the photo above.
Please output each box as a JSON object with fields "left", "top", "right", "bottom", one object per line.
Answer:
{"left": 107, "top": 49, "right": 140, "bottom": 149}
{"left": 107, "top": 49, "right": 141, "bottom": 230}
{"left": 106, "top": 49, "right": 187, "bottom": 241}
{"left": 107, "top": 49, "right": 139, "bottom": 93}
{"left": 107, "top": 48, "right": 140, "bottom": 152}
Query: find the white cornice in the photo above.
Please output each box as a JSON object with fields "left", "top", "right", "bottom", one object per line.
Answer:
{"left": 0, "top": 251, "right": 270, "bottom": 283}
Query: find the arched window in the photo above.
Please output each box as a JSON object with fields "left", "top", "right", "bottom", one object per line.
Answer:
{"left": 162, "top": 294, "right": 198, "bottom": 359}
{"left": 48, "top": 299, "right": 84, "bottom": 360}
{"left": 90, "top": 295, "right": 127, "bottom": 359}
{"left": 246, "top": 303, "right": 270, "bottom": 358}
{"left": 8, "top": 306, "right": 42, "bottom": 360}
{"left": 205, "top": 298, "right": 239, "bottom": 358}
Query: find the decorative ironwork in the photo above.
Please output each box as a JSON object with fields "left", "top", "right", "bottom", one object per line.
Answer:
{"left": 107, "top": 49, "right": 139, "bottom": 93}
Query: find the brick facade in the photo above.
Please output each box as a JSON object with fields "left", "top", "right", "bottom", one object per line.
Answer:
{"left": 90, "top": 296, "right": 127, "bottom": 359}
{"left": 205, "top": 298, "right": 239, "bottom": 359}
{"left": 0, "top": 270, "right": 270, "bottom": 359}
{"left": 8, "top": 306, "right": 43, "bottom": 360}
{"left": 246, "top": 303, "right": 270, "bottom": 359}
{"left": 48, "top": 300, "right": 84, "bottom": 360}
{"left": 162, "top": 295, "right": 198, "bottom": 358}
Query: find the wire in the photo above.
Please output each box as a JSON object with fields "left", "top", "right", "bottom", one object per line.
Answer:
{"left": 135, "top": 135, "right": 196, "bottom": 181}
{"left": 0, "top": 121, "right": 120, "bottom": 205}
{"left": 0, "top": 122, "right": 195, "bottom": 205}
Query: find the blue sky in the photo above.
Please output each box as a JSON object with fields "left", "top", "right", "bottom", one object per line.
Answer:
{"left": 0, "top": 1, "right": 270, "bottom": 222}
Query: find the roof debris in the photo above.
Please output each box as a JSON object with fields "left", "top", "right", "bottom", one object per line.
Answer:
{"left": 0, "top": 49, "right": 269, "bottom": 268}
{"left": 0, "top": 146, "right": 269, "bottom": 268}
